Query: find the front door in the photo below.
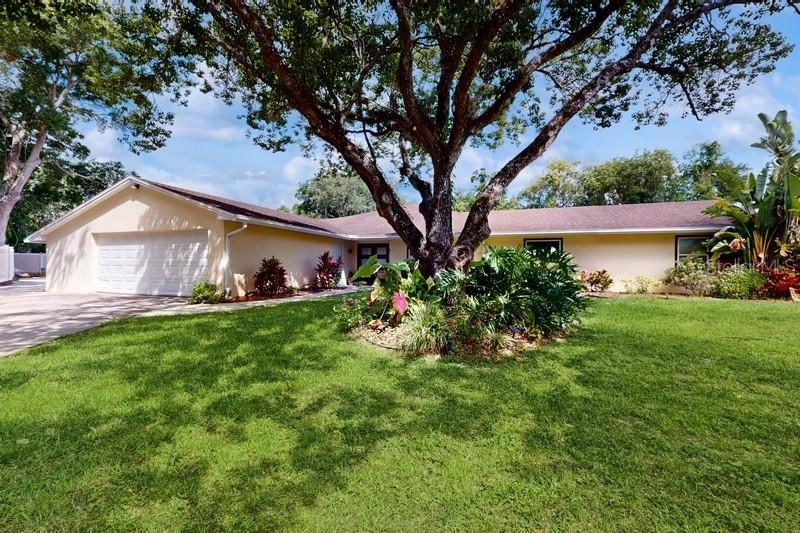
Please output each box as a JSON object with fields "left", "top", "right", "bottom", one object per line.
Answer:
{"left": 357, "top": 243, "right": 390, "bottom": 267}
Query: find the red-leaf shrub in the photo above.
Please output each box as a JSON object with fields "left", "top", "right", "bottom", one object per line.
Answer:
{"left": 762, "top": 266, "right": 800, "bottom": 299}
{"left": 253, "top": 256, "right": 288, "bottom": 296}
{"left": 581, "top": 269, "right": 613, "bottom": 292}
{"left": 313, "top": 251, "right": 343, "bottom": 289}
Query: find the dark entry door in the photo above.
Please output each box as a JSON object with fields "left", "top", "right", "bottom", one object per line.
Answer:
{"left": 357, "top": 243, "right": 390, "bottom": 267}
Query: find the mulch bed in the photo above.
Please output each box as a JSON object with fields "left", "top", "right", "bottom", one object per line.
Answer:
{"left": 352, "top": 324, "right": 405, "bottom": 351}
{"left": 352, "top": 322, "right": 547, "bottom": 362}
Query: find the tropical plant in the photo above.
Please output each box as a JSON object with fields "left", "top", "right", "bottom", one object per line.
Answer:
{"left": 761, "top": 266, "right": 800, "bottom": 300}
{"left": 400, "top": 301, "right": 449, "bottom": 356}
{"left": 313, "top": 251, "right": 343, "bottom": 290}
{"left": 188, "top": 281, "right": 225, "bottom": 304}
{"left": 751, "top": 111, "right": 800, "bottom": 245}
{"left": 438, "top": 246, "right": 586, "bottom": 338}
{"left": 253, "top": 256, "right": 288, "bottom": 297}
{"left": 706, "top": 111, "right": 800, "bottom": 267}
{"left": 706, "top": 168, "right": 782, "bottom": 267}
{"left": 581, "top": 269, "right": 613, "bottom": 292}
{"left": 663, "top": 258, "right": 712, "bottom": 295}
{"left": 711, "top": 266, "right": 765, "bottom": 299}
{"left": 351, "top": 256, "right": 436, "bottom": 324}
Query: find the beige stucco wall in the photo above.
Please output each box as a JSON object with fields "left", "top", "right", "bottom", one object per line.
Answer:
{"left": 227, "top": 222, "right": 344, "bottom": 296}
{"left": 43, "top": 183, "right": 685, "bottom": 296}
{"left": 350, "top": 234, "right": 677, "bottom": 291}
{"left": 45, "top": 186, "right": 225, "bottom": 293}
{"left": 483, "top": 233, "right": 678, "bottom": 291}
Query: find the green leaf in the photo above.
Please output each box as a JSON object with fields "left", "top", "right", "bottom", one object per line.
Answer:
{"left": 351, "top": 255, "right": 380, "bottom": 281}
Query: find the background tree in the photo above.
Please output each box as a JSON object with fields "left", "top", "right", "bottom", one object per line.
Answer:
{"left": 519, "top": 160, "right": 584, "bottom": 208}
{"left": 164, "top": 0, "right": 793, "bottom": 274}
{"left": 294, "top": 157, "right": 374, "bottom": 218}
{"left": 521, "top": 144, "right": 749, "bottom": 208}
{"left": 679, "top": 141, "right": 750, "bottom": 200}
{"left": 581, "top": 149, "right": 681, "bottom": 205}
{"left": 6, "top": 156, "right": 128, "bottom": 252}
{"left": 0, "top": 1, "right": 195, "bottom": 246}
{"left": 452, "top": 169, "right": 522, "bottom": 211}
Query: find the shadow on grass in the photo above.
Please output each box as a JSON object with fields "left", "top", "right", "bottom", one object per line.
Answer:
{"left": 1, "top": 297, "right": 798, "bottom": 530}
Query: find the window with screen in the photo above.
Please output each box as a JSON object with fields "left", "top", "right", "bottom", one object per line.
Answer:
{"left": 524, "top": 238, "right": 563, "bottom": 253}
{"left": 676, "top": 236, "right": 710, "bottom": 261}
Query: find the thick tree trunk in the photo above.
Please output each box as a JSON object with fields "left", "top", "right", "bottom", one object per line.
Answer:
{"left": 0, "top": 199, "right": 15, "bottom": 246}
{"left": 0, "top": 126, "right": 47, "bottom": 246}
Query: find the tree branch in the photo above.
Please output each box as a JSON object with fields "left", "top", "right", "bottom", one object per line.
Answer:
{"left": 454, "top": 0, "right": 684, "bottom": 261}
{"left": 634, "top": 61, "right": 700, "bottom": 120}
{"left": 389, "top": 0, "right": 438, "bottom": 155}
{"left": 448, "top": 0, "right": 527, "bottom": 147}
{"left": 470, "top": 0, "right": 627, "bottom": 134}
{"left": 399, "top": 135, "right": 433, "bottom": 229}
{"left": 218, "top": 0, "right": 425, "bottom": 251}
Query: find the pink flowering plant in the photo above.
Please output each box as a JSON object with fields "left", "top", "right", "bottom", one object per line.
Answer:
{"left": 392, "top": 292, "right": 408, "bottom": 315}
{"left": 353, "top": 256, "right": 437, "bottom": 325}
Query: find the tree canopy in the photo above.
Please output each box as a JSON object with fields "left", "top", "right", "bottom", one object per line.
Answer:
{"left": 7, "top": 156, "right": 128, "bottom": 252}
{"left": 0, "top": 1, "right": 195, "bottom": 245}
{"left": 293, "top": 157, "right": 375, "bottom": 218}
{"left": 155, "top": 0, "right": 793, "bottom": 273}
{"left": 519, "top": 144, "right": 750, "bottom": 208}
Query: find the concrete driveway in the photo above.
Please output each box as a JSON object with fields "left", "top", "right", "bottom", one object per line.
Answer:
{"left": 0, "top": 278, "right": 187, "bottom": 356}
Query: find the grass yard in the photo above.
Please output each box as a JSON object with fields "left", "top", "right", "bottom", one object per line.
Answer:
{"left": 1, "top": 297, "right": 799, "bottom": 531}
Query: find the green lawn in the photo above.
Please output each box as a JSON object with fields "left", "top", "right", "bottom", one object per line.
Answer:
{"left": 1, "top": 297, "right": 798, "bottom": 531}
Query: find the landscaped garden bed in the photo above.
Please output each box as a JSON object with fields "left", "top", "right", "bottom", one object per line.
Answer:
{"left": 335, "top": 245, "right": 585, "bottom": 360}
{"left": 188, "top": 251, "right": 349, "bottom": 304}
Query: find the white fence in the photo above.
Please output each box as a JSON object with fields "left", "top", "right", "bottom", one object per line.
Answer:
{"left": 14, "top": 252, "right": 46, "bottom": 274}
{"left": 0, "top": 246, "right": 13, "bottom": 283}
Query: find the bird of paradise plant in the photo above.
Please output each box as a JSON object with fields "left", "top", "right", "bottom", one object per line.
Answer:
{"left": 705, "top": 111, "right": 800, "bottom": 268}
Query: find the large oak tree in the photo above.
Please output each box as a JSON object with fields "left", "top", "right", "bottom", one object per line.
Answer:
{"left": 164, "top": 0, "right": 794, "bottom": 274}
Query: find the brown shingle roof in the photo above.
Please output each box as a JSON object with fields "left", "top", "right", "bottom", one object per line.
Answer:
{"left": 326, "top": 200, "right": 729, "bottom": 237}
{"left": 147, "top": 180, "right": 339, "bottom": 234}
{"left": 149, "top": 179, "right": 728, "bottom": 238}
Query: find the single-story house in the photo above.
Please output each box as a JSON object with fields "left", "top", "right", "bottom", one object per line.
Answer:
{"left": 26, "top": 176, "right": 729, "bottom": 296}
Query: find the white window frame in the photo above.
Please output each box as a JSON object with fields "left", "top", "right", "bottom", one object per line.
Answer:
{"left": 675, "top": 235, "right": 710, "bottom": 262}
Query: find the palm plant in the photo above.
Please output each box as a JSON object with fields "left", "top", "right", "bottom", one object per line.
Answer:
{"left": 706, "top": 169, "right": 782, "bottom": 267}
{"left": 751, "top": 111, "right": 800, "bottom": 244}
{"left": 705, "top": 111, "right": 800, "bottom": 267}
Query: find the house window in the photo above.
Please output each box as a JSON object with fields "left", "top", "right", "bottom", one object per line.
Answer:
{"left": 524, "top": 238, "right": 563, "bottom": 253}
{"left": 675, "top": 236, "right": 710, "bottom": 262}
{"left": 357, "top": 243, "right": 390, "bottom": 267}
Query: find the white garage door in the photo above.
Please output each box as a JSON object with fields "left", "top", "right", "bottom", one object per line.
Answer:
{"left": 96, "top": 231, "right": 209, "bottom": 296}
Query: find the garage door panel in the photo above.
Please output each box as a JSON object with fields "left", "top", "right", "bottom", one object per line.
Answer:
{"left": 95, "top": 231, "right": 209, "bottom": 296}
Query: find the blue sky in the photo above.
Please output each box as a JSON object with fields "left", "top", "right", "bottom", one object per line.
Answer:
{"left": 83, "top": 10, "right": 800, "bottom": 209}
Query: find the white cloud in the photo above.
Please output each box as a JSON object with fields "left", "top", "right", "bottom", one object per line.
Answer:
{"left": 81, "top": 128, "right": 123, "bottom": 162}
{"left": 453, "top": 146, "right": 496, "bottom": 189}
{"left": 168, "top": 86, "right": 247, "bottom": 142}
{"left": 282, "top": 156, "right": 318, "bottom": 183}
{"left": 713, "top": 77, "right": 796, "bottom": 147}
{"left": 127, "top": 164, "right": 298, "bottom": 209}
